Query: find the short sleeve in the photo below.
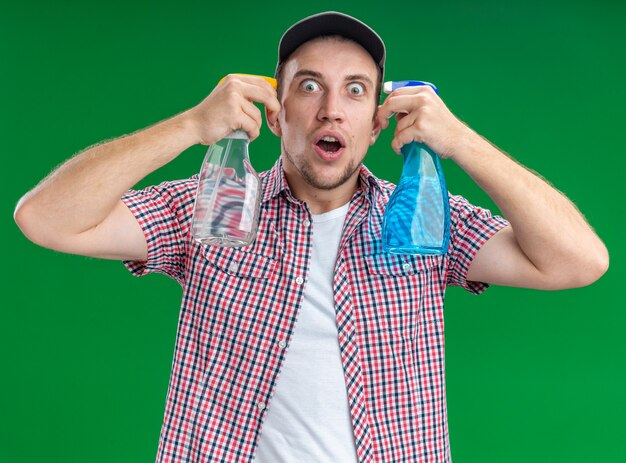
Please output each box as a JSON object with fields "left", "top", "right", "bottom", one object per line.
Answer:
{"left": 120, "top": 177, "right": 198, "bottom": 285}
{"left": 446, "top": 193, "right": 509, "bottom": 294}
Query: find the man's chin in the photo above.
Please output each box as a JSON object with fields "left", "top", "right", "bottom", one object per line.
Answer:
{"left": 300, "top": 163, "right": 360, "bottom": 191}
{"left": 282, "top": 149, "right": 362, "bottom": 192}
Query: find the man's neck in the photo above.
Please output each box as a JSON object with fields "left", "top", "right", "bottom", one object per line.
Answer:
{"left": 292, "top": 182, "right": 356, "bottom": 214}
{"left": 283, "top": 173, "right": 358, "bottom": 214}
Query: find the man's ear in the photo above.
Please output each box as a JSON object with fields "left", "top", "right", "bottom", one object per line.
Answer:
{"left": 266, "top": 107, "right": 282, "bottom": 137}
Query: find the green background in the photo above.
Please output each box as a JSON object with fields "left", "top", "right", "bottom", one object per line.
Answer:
{"left": 2, "top": 0, "right": 625, "bottom": 461}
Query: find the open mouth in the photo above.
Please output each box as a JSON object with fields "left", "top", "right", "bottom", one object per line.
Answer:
{"left": 316, "top": 136, "right": 343, "bottom": 153}
{"left": 314, "top": 133, "right": 346, "bottom": 160}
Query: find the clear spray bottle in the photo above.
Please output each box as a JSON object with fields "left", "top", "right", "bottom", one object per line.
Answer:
{"left": 381, "top": 80, "right": 450, "bottom": 255}
{"left": 190, "top": 75, "right": 277, "bottom": 247}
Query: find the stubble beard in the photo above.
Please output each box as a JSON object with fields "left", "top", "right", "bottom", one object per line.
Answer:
{"left": 282, "top": 144, "right": 363, "bottom": 191}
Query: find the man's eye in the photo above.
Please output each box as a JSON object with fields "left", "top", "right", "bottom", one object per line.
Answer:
{"left": 348, "top": 83, "right": 364, "bottom": 95}
{"left": 301, "top": 80, "right": 320, "bottom": 92}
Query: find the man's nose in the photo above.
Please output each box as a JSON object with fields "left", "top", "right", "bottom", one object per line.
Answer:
{"left": 317, "top": 90, "right": 345, "bottom": 123}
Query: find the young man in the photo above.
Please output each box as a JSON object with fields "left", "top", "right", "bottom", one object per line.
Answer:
{"left": 15, "top": 11, "right": 607, "bottom": 463}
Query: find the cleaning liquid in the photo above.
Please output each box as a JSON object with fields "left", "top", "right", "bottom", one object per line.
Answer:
{"left": 190, "top": 75, "right": 277, "bottom": 247}
{"left": 381, "top": 80, "right": 450, "bottom": 255}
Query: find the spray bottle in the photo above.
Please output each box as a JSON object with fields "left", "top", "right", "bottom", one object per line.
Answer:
{"left": 381, "top": 80, "right": 450, "bottom": 255}
{"left": 190, "top": 74, "right": 277, "bottom": 247}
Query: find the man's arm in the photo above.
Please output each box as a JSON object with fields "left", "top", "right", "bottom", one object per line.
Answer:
{"left": 452, "top": 133, "right": 608, "bottom": 290}
{"left": 14, "top": 75, "right": 280, "bottom": 261}
{"left": 378, "top": 86, "right": 609, "bottom": 289}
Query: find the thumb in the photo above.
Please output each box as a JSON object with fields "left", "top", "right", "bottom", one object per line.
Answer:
{"left": 376, "top": 106, "right": 391, "bottom": 130}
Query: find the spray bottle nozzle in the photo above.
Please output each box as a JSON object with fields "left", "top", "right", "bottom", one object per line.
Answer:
{"left": 218, "top": 74, "right": 277, "bottom": 89}
{"left": 383, "top": 80, "right": 438, "bottom": 95}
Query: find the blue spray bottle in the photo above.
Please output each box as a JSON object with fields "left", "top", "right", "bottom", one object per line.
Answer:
{"left": 381, "top": 80, "right": 450, "bottom": 255}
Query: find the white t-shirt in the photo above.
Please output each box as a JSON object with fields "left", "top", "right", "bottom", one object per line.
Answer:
{"left": 254, "top": 203, "right": 358, "bottom": 463}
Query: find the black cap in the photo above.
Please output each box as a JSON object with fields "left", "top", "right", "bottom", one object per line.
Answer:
{"left": 277, "top": 11, "right": 386, "bottom": 76}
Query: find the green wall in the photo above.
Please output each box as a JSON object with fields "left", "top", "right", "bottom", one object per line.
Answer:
{"left": 2, "top": 0, "right": 624, "bottom": 461}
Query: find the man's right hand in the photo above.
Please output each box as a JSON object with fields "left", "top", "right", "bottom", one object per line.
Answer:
{"left": 185, "top": 74, "right": 281, "bottom": 145}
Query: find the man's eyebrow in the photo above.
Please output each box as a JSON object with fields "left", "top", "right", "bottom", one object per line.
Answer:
{"left": 345, "top": 74, "right": 374, "bottom": 87}
{"left": 292, "top": 69, "right": 323, "bottom": 80}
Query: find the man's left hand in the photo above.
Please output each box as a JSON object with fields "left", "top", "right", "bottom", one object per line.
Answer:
{"left": 377, "top": 85, "right": 472, "bottom": 159}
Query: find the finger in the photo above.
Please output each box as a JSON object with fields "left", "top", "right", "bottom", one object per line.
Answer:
{"left": 388, "top": 85, "right": 437, "bottom": 97}
{"left": 239, "top": 112, "right": 261, "bottom": 141}
{"left": 377, "top": 104, "right": 406, "bottom": 131}
{"left": 376, "top": 98, "right": 396, "bottom": 122}
{"left": 219, "top": 73, "right": 276, "bottom": 89}
{"left": 381, "top": 93, "right": 427, "bottom": 115}
{"left": 375, "top": 106, "right": 391, "bottom": 131}
{"left": 220, "top": 75, "right": 281, "bottom": 114}
{"left": 240, "top": 100, "right": 263, "bottom": 132}
{"left": 391, "top": 127, "right": 426, "bottom": 154}
{"left": 395, "top": 111, "right": 419, "bottom": 134}
{"left": 395, "top": 112, "right": 409, "bottom": 123}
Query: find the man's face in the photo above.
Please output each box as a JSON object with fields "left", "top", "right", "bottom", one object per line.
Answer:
{"left": 271, "top": 37, "right": 381, "bottom": 194}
